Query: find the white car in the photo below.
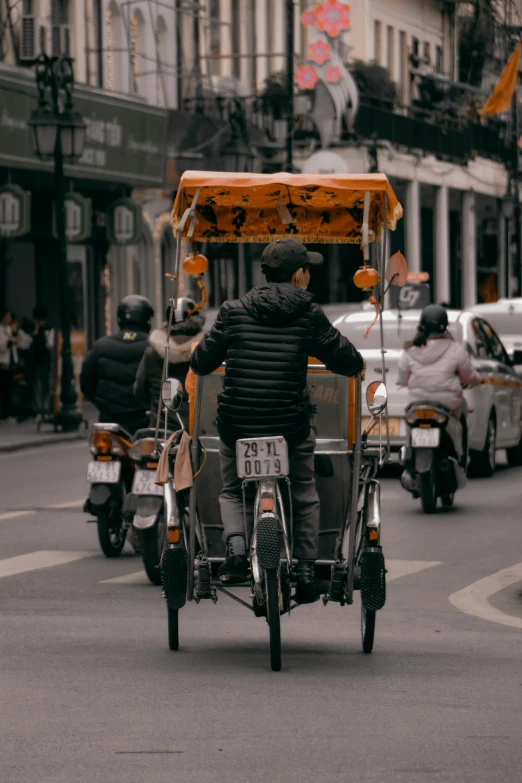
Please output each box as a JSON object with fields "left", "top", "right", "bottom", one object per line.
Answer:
{"left": 334, "top": 308, "right": 522, "bottom": 474}
{"left": 466, "top": 299, "right": 522, "bottom": 364}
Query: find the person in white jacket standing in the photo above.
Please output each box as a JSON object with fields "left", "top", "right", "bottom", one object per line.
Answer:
{"left": 397, "top": 304, "right": 481, "bottom": 462}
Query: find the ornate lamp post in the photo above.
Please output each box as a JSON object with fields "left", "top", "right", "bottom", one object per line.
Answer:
{"left": 28, "top": 53, "right": 86, "bottom": 431}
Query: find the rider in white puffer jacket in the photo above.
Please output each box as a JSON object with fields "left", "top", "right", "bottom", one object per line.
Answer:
{"left": 398, "top": 305, "right": 481, "bottom": 460}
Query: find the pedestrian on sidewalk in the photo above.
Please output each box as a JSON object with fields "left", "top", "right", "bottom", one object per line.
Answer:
{"left": 31, "top": 306, "right": 53, "bottom": 421}
{"left": 0, "top": 309, "right": 32, "bottom": 422}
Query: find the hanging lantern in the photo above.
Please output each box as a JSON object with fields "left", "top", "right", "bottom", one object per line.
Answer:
{"left": 308, "top": 39, "right": 331, "bottom": 66}
{"left": 295, "top": 65, "right": 320, "bottom": 91}
{"left": 315, "top": 0, "right": 351, "bottom": 38}
{"left": 301, "top": 10, "right": 317, "bottom": 26}
{"left": 182, "top": 253, "right": 209, "bottom": 315}
{"left": 324, "top": 64, "right": 342, "bottom": 83}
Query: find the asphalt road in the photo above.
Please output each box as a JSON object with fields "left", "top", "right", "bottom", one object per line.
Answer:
{"left": 1, "top": 441, "right": 522, "bottom": 783}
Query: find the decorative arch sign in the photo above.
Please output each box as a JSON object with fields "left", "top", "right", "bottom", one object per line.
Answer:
{"left": 107, "top": 198, "right": 143, "bottom": 245}
{"left": 53, "top": 192, "right": 92, "bottom": 242}
{"left": 0, "top": 184, "right": 31, "bottom": 237}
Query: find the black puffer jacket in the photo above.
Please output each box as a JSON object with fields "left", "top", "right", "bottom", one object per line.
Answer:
{"left": 80, "top": 327, "right": 150, "bottom": 434}
{"left": 134, "top": 314, "right": 205, "bottom": 427}
{"left": 190, "top": 284, "right": 364, "bottom": 447}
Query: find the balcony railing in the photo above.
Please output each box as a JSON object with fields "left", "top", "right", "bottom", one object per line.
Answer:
{"left": 354, "top": 100, "right": 510, "bottom": 166}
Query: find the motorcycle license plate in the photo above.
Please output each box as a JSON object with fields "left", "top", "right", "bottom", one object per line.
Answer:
{"left": 236, "top": 437, "right": 289, "bottom": 479}
{"left": 132, "top": 469, "right": 163, "bottom": 496}
{"left": 86, "top": 460, "right": 121, "bottom": 483}
{"left": 411, "top": 428, "right": 440, "bottom": 448}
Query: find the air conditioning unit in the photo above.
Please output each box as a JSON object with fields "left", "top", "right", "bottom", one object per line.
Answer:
{"left": 52, "top": 24, "right": 72, "bottom": 57}
{"left": 20, "top": 16, "right": 50, "bottom": 61}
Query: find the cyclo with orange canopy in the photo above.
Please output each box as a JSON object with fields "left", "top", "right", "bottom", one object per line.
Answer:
{"left": 154, "top": 172, "right": 408, "bottom": 670}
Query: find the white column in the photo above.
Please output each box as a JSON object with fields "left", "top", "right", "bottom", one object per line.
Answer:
{"left": 272, "top": 0, "right": 285, "bottom": 72}
{"left": 405, "top": 179, "right": 421, "bottom": 273}
{"left": 255, "top": 0, "right": 269, "bottom": 90}
{"left": 434, "top": 185, "right": 450, "bottom": 304}
{"left": 461, "top": 191, "right": 477, "bottom": 307}
{"left": 497, "top": 205, "right": 507, "bottom": 299}
{"left": 219, "top": 0, "right": 233, "bottom": 77}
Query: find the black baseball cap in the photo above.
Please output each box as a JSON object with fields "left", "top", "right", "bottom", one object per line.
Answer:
{"left": 260, "top": 238, "right": 324, "bottom": 273}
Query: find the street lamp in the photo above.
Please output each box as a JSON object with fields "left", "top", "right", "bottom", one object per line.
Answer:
{"left": 28, "top": 53, "right": 86, "bottom": 432}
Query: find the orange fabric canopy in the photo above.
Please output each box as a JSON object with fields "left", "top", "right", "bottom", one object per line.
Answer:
{"left": 171, "top": 171, "right": 402, "bottom": 244}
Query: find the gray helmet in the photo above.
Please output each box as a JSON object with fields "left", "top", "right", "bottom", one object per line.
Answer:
{"left": 419, "top": 304, "right": 448, "bottom": 335}
{"left": 117, "top": 295, "right": 154, "bottom": 329}
{"left": 166, "top": 297, "right": 196, "bottom": 325}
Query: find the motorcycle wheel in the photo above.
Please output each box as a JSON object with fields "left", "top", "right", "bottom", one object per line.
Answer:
{"left": 97, "top": 509, "right": 126, "bottom": 557}
{"left": 141, "top": 523, "right": 162, "bottom": 586}
{"left": 419, "top": 467, "right": 437, "bottom": 514}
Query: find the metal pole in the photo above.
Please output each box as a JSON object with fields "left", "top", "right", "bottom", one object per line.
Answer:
{"left": 51, "top": 67, "right": 81, "bottom": 432}
{"left": 175, "top": 0, "right": 183, "bottom": 109}
{"left": 285, "top": 0, "right": 294, "bottom": 173}
{"left": 512, "top": 93, "right": 521, "bottom": 296}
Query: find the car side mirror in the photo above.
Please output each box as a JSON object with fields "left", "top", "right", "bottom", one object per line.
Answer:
{"left": 161, "top": 378, "right": 183, "bottom": 411}
{"left": 366, "top": 381, "right": 388, "bottom": 416}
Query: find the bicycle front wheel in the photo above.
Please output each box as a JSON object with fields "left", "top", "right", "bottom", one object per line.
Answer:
{"left": 265, "top": 568, "right": 281, "bottom": 671}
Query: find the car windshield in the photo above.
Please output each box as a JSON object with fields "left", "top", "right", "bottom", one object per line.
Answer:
{"left": 335, "top": 314, "right": 463, "bottom": 350}
{"left": 478, "top": 312, "right": 522, "bottom": 335}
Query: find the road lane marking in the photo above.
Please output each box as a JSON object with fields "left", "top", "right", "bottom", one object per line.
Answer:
{"left": 100, "top": 571, "right": 152, "bottom": 585}
{"left": 386, "top": 560, "right": 441, "bottom": 582}
{"left": 0, "top": 510, "right": 35, "bottom": 521}
{"left": 449, "top": 562, "right": 522, "bottom": 630}
{"left": 0, "top": 551, "right": 95, "bottom": 579}
{"left": 46, "top": 500, "right": 85, "bottom": 509}
{"left": 99, "top": 559, "right": 441, "bottom": 587}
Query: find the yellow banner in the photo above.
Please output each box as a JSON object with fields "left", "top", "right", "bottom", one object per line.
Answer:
{"left": 479, "top": 43, "right": 521, "bottom": 117}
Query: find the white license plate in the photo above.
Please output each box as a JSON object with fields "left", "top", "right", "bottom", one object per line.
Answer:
{"left": 132, "top": 469, "right": 163, "bottom": 496}
{"left": 86, "top": 460, "right": 122, "bottom": 483}
{"left": 236, "top": 437, "right": 289, "bottom": 479}
{"left": 411, "top": 428, "right": 440, "bottom": 448}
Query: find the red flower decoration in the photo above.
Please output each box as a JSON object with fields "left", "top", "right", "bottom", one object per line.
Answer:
{"left": 315, "top": 0, "right": 350, "bottom": 38}
{"left": 294, "top": 65, "right": 320, "bottom": 90}
{"left": 324, "top": 64, "right": 342, "bottom": 83}
{"left": 308, "top": 39, "right": 331, "bottom": 65}
{"left": 301, "top": 9, "right": 317, "bottom": 26}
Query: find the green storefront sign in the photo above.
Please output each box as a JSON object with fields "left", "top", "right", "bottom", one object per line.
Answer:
{"left": 0, "top": 67, "right": 168, "bottom": 187}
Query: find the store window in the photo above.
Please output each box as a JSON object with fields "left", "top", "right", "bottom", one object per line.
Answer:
{"left": 387, "top": 25, "right": 394, "bottom": 77}
{"left": 374, "top": 20, "right": 382, "bottom": 64}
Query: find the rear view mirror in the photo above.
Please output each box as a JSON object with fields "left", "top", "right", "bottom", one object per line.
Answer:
{"left": 385, "top": 251, "right": 408, "bottom": 288}
{"left": 161, "top": 378, "right": 183, "bottom": 411}
{"left": 366, "top": 381, "right": 388, "bottom": 416}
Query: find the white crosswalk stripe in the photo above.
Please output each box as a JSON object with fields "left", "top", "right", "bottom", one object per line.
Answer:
{"left": 99, "top": 559, "right": 442, "bottom": 586}
{"left": 0, "top": 551, "right": 96, "bottom": 579}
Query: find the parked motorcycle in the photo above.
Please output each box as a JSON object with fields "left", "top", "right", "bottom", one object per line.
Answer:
{"left": 400, "top": 401, "right": 465, "bottom": 514}
{"left": 128, "top": 429, "right": 168, "bottom": 585}
{"left": 86, "top": 424, "right": 136, "bottom": 556}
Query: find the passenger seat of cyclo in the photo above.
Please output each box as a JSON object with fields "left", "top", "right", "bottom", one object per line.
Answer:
{"left": 397, "top": 305, "right": 481, "bottom": 460}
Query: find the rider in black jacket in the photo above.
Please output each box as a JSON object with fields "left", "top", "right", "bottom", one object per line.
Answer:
{"left": 190, "top": 238, "right": 364, "bottom": 603}
{"left": 80, "top": 295, "right": 154, "bottom": 435}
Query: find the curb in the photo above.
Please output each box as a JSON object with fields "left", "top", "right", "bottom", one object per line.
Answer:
{"left": 0, "top": 432, "right": 88, "bottom": 454}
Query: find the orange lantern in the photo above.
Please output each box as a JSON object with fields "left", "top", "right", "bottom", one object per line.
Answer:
{"left": 353, "top": 265, "right": 381, "bottom": 291}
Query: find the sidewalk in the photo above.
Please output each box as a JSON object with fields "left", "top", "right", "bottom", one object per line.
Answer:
{"left": 0, "top": 404, "right": 96, "bottom": 453}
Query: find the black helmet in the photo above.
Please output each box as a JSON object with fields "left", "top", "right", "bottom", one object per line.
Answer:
{"left": 117, "top": 295, "right": 154, "bottom": 329}
{"left": 418, "top": 304, "right": 448, "bottom": 335}
{"left": 166, "top": 297, "right": 196, "bottom": 325}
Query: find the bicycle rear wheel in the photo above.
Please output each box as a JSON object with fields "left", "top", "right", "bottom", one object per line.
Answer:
{"left": 265, "top": 568, "right": 281, "bottom": 671}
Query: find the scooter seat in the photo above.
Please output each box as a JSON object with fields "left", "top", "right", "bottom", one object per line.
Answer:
{"left": 133, "top": 428, "right": 175, "bottom": 441}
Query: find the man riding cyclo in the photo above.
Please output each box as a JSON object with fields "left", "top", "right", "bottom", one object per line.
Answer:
{"left": 190, "top": 238, "right": 364, "bottom": 604}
